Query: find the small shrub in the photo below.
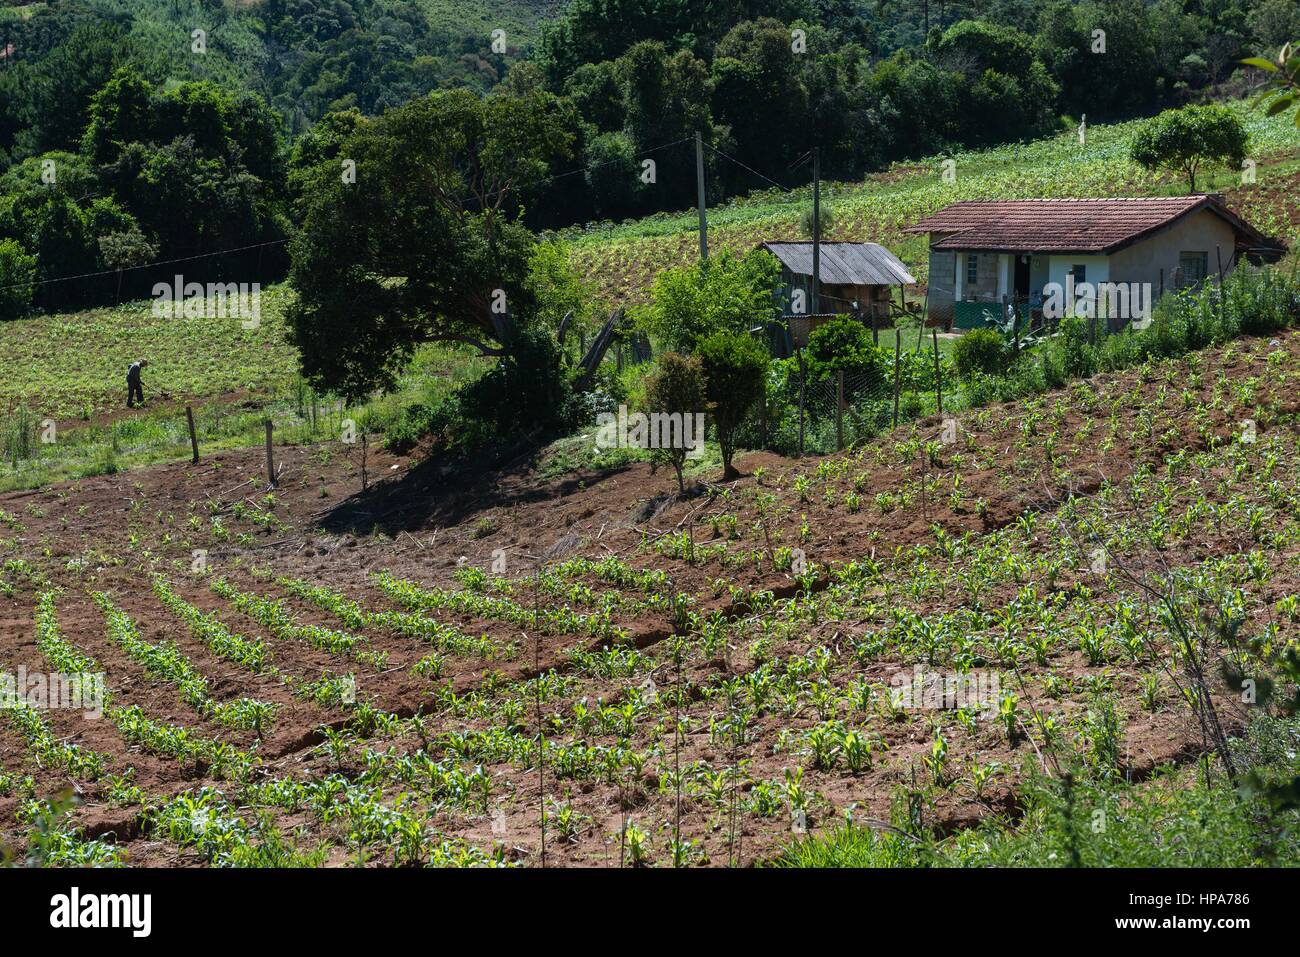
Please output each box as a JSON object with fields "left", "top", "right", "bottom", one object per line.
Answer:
{"left": 642, "top": 352, "right": 708, "bottom": 493}
{"left": 382, "top": 402, "right": 450, "bottom": 453}
{"left": 952, "top": 327, "right": 1008, "bottom": 380}
{"left": 696, "top": 331, "right": 768, "bottom": 479}
{"left": 806, "top": 316, "right": 889, "bottom": 390}
{"left": 457, "top": 327, "right": 582, "bottom": 441}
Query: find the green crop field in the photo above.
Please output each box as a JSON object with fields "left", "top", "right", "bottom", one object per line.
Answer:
{"left": 2, "top": 102, "right": 1294, "bottom": 492}
{"left": 564, "top": 103, "right": 1300, "bottom": 304}
{"left": 0, "top": 285, "right": 299, "bottom": 422}
{"left": 414, "top": 0, "right": 556, "bottom": 41}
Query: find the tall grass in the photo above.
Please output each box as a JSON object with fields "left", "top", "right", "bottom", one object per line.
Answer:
{"left": 774, "top": 715, "right": 1300, "bottom": 868}
{"left": 967, "top": 266, "right": 1300, "bottom": 407}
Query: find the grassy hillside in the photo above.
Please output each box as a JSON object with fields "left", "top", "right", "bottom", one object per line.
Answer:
{"left": 4, "top": 319, "right": 1300, "bottom": 867}
{"left": 563, "top": 102, "right": 1300, "bottom": 303}
{"left": 0, "top": 286, "right": 299, "bottom": 422}
{"left": 414, "top": 0, "right": 556, "bottom": 41}
{"left": 1, "top": 102, "right": 1296, "bottom": 489}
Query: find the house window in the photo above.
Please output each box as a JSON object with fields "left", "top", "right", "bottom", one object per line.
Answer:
{"left": 1179, "top": 252, "right": 1208, "bottom": 287}
{"left": 1070, "top": 264, "right": 1087, "bottom": 284}
{"left": 966, "top": 254, "right": 979, "bottom": 286}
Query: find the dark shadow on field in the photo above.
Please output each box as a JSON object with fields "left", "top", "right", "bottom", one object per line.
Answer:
{"left": 314, "top": 437, "right": 637, "bottom": 537}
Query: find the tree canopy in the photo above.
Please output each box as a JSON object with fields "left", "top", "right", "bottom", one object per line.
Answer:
{"left": 287, "top": 88, "right": 573, "bottom": 401}
{"left": 635, "top": 250, "right": 780, "bottom": 353}
{"left": 1130, "top": 104, "right": 1249, "bottom": 193}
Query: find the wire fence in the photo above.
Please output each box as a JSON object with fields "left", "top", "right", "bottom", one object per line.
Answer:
{"left": 802, "top": 369, "right": 894, "bottom": 450}
{"left": 741, "top": 325, "right": 957, "bottom": 458}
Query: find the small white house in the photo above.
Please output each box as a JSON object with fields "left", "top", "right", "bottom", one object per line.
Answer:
{"left": 906, "top": 196, "right": 1286, "bottom": 329}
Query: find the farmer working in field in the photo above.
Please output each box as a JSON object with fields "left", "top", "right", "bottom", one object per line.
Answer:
{"left": 126, "top": 358, "right": 148, "bottom": 408}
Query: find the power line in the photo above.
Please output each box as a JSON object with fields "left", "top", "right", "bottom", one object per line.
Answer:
{"left": 464, "top": 135, "right": 695, "bottom": 207}
{"left": 0, "top": 238, "right": 291, "bottom": 294}
{"left": 705, "top": 143, "right": 791, "bottom": 192}
{"left": 3, "top": 136, "right": 832, "bottom": 298}
{"left": 1, "top": 136, "right": 702, "bottom": 295}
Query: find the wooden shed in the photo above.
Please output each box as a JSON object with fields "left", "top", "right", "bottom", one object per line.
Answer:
{"left": 760, "top": 241, "right": 915, "bottom": 324}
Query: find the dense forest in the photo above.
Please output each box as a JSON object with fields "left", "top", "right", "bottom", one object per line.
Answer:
{"left": 0, "top": 0, "right": 1297, "bottom": 313}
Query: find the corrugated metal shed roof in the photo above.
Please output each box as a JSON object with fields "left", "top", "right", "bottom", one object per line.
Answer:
{"left": 904, "top": 196, "right": 1283, "bottom": 254}
{"left": 760, "top": 242, "right": 916, "bottom": 285}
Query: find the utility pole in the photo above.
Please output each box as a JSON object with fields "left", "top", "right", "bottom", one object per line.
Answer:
{"left": 695, "top": 131, "right": 708, "bottom": 266}
{"left": 811, "top": 146, "right": 821, "bottom": 315}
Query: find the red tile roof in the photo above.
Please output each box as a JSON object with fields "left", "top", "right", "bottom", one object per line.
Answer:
{"left": 905, "top": 196, "right": 1277, "bottom": 254}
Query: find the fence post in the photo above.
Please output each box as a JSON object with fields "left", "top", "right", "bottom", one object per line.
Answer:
{"left": 264, "top": 419, "right": 276, "bottom": 488}
{"left": 759, "top": 374, "right": 768, "bottom": 449}
{"left": 869, "top": 305, "right": 878, "bottom": 346}
{"left": 1215, "top": 244, "right": 1225, "bottom": 326}
{"left": 892, "top": 333, "right": 901, "bottom": 429}
{"left": 1006, "top": 294, "right": 1019, "bottom": 357}
{"left": 796, "top": 348, "right": 806, "bottom": 457}
{"left": 836, "top": 369, "right": 844, "bottom": 452}
{"left": 932, "top": 329, "right": 943, "bottom": 416}
{"left": 185, "top": 406, "right": 199, "bottom": 465}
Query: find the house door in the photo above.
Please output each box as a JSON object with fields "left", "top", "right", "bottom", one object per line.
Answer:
{"left": 1013, "top": 256, "right": 1031, "bottom": 301}
{"left": 927, "top": 250, "right": 956, "bottom": 327}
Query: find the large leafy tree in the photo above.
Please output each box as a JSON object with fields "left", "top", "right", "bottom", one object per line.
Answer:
{"left": 81, "top": 66, "right": 154, "bottom": 165}
{"left": 287, "top": 88, "right": 573, "bottom": 402}
{"left": 636, "top": 249, "right": 780, "bottom": 353}
{"left": 1130, "top": 104, "right": 1249, "bottom": 193}
{"left": 22, "top": 21, "right": 134, "bottom": 155}
{"left": 932, "top": 19, "right": 1060, "bottom": 142}
{"left": 711, "top": 18, "right": 809, "bottom": 185}
{"left": 81, "top": 72, "right": 288, "bottom": 294}
{"left": 618, "top": 41, "right": 714, "bottom": 211}
{"left": 1034, "top": 0, "right": 1193, "bottom": 118}
{"left": 0, "top": 152, "right": 151, "bottom": 309}
{"left": 536, "top": 0, "right": 814, "bottom": 83}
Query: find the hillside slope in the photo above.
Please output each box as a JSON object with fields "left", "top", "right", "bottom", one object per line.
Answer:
{"left": 565, "top": 103, "right": 1300, "bottom": 303}
{"left": 2, "top": 324, "right": 1298, "bottom": 865}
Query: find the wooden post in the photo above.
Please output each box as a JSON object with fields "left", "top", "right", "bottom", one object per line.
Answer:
{"left": 796, "top": 348, "right": 806, "bottom": 457}
{"left": 264, "top": 419, "right": 276, "bottom": 488}
{"left": 932, "top": 329, "right": 943, "bottom": 416}
{"left": 1215, "top": 244, "right": 1225, "bottom": 325}
{"left": 811, "top": 147, "right": 821, "bottom": 316}
{"left": 695, "top": 131, "right": 708, "bottom": 265}
{"left": 892, "top": 333, "right": 901, "bottom": 429}
{"left": 185, "top": 406, "right": 199, "bottom": 465}
{"left": 868, "top": 303, "right": 878, "bottom": 346}
{"left": 836, "top": 369, "right": 845, "bottom": 452}
{"left": 1006, "top": 294, "right": 1020, "bottom": 356}
{"left": 759, "top": 374, "right": 768, "bottom": 449}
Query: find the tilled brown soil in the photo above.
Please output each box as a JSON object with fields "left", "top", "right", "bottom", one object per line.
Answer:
{"left": 0, "top": 329, "right": 1296, "bottom": 866}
